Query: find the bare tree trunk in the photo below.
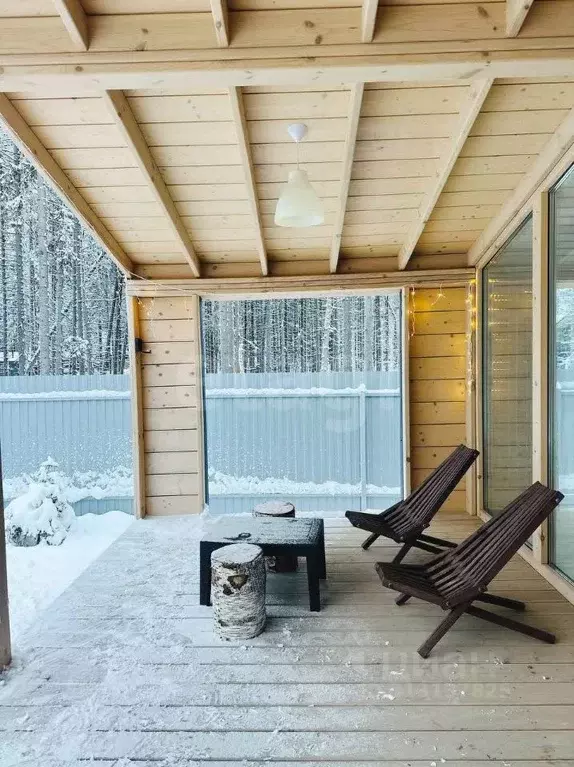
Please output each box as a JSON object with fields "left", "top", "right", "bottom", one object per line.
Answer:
{"left": 36, "top": 184, "right": 51, "bottom": 374}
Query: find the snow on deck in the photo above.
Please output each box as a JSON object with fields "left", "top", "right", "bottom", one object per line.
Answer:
{"left": 2, "top": 514, "right": 574, "bottom": 766}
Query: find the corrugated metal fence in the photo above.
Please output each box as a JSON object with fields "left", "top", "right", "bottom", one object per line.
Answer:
{"left": 0, "top": 374, "right": 133, "bottom": 514}
{"left": 204, "top": 371, "right": 404, "bottom": 514}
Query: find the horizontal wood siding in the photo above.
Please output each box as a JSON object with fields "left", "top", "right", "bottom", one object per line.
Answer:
{"left": 139, "top": 294, "right": 204, "bottom": 516}
{"left": 409, "top": 287, "right": 468, "bottom": 512}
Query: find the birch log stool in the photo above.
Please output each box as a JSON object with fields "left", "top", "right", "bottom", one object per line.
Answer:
{"left": 211, "top": 543, "right": 266, "bottom": 640}
{"left": 253, "top": 501, "right": 298, "bottom": 572}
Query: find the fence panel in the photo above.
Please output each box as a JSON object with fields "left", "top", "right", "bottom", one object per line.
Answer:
{"left": 204, "top": 371, "right": 403, "bottom": 515}
{"left": 0, "top": 375, "right": 133, "bottom": 514}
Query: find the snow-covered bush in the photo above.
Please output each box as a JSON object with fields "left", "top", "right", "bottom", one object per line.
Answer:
{"left": 5, "top": 458, "right": 75, "bottom": 546}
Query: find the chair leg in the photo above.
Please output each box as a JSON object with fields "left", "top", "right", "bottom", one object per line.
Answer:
{"left": 392, "top": 543, "right": 413, "bottom": 564}
{"left": 474, "top": 593, "right": 526, "bottom": 611}
{"left": 395, "top": 593, "right": 411, "bottom": 606}
{"left": 362, "top": 531, "right": 380, "bottom": 550}
{"left": 417, "top": 604, "right": 468, "bottom": 659}
{"left": 466, "top": 605, "right": 555, "bottom": 644}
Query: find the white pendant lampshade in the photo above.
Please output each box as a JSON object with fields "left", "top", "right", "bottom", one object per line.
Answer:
{"left": 274, "top": 123, "right": 325, "bottom": 228}
{"left": 275, "top": 168, "right": 324, "bottom": 228}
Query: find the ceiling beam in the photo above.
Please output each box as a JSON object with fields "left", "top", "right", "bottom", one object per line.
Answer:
{"left": 329, "top": 83, "right": 364, "bottom": 274}
{"left": 506, "top": 0, "right": 534, "bottom": 36}
{"left": 0, "top": 93, "right": 132, "bottom": 275}
{"left": 52, "top": 0, "right": 89, "bottom": 51}
{"left": 469, "top": 104, "right": 574, "bottom": 266}
{"left": 126, "top": 268, "right": 473, "bottom": 298}
{"left": 228, "top": 87, "right": 267, "bottom": 277}
{"left": 210, "top": 0, "right": 229, "bottom": 47}
{"left": 398, "top": 79, "right": 493, "bottom": 270}
{"left": 102, "top": 90, "right": 201, "bottom": 277}
{"left": 361, "top": 0, "right": 379, "bottom": 43}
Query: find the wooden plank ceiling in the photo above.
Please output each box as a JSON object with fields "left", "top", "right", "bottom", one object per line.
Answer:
{"left": 0, "top": 0, "right": 574, "bottom": 280}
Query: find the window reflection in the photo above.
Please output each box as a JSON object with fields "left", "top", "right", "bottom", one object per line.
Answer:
{"left": 483, "top": 217, "right": 533, "bottom": 514}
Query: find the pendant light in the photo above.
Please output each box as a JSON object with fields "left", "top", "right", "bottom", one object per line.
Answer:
{"left": 274, "top": 123, "right": 325, "bottom": 228}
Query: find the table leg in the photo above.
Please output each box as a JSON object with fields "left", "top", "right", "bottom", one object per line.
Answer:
{"left": 318, "top": 526, "right": 327, "bottom": 580}
{"left": 306, "top": 554, "right": 322, "bottom": 612}
{"left": 199, "top": 542, "right": 213, "bottom": 606}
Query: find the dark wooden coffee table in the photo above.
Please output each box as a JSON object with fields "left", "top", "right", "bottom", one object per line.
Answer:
{"left": 200, "top": 517, "right": 326, "bottom": 612}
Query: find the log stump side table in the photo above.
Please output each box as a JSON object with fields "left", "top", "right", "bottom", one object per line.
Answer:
{"left": 200, "top": 517, "right": 326, "bottom": 612}
{"left": 211, "top": 543, "right": 266, "bottom": 640}
{"left": 253, "top": 501, "right": 297, "bottom": 573}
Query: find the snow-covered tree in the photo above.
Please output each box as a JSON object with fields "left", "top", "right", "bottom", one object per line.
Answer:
{"left": 0, "top": 127, "right": 128, "bottom": 376}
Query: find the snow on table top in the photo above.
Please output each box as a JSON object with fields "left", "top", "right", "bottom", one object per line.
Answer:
{"left": 253, "top": 501, "right": 295, "bottom": 516}
{"left": 202, "top": 516, "right": 322, "bottom": 545}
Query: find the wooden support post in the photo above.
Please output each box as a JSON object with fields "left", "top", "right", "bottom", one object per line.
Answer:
{"left": 475, "top": 268, "right": 485, "bottom": 515}
{"left": 401, "top": 286, "right": 411, "bottom": 498}
{"left": 0, "top": 445, "right": 12, "bottom": 668}
{"left": 465, "top": 276, "right": 478, "bottom": 515}
{"left": 127, "top": 295, "right": 146, "bottom": 519}
{"left": 532, "top": 190, "right": 549, "bottom": 564}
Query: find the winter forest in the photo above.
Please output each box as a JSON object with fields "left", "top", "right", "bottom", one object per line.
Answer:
{"left": 0, "top": 127, "right": 128, "bottom": 376}
{"left": 202, "top": 294, "right": 402, "bottom": 375}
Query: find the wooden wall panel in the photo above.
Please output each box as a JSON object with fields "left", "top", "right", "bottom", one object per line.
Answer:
{"left": 409, "top": 286, "right": 468, "bottom": 513}
{"left": 138, "top": 294, "right": 204, "bottom": 516}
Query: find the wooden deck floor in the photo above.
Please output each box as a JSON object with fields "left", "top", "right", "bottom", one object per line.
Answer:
{"left": 2, "top": 513, "right": 574, "bottom": 766}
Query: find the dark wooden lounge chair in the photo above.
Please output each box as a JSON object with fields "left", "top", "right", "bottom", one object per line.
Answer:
{"left": 345, "top": 444, "right": 479, "bottom": 560}
{"left": 376, "top": 482, "right": 564, "bottom": 658}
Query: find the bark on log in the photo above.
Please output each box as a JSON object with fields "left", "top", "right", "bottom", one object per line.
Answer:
{"left": 211, "top": 543, "right": 266, "bottom": 640}
{"left": 253, "top": 501, "right": 298, "bottom": 572}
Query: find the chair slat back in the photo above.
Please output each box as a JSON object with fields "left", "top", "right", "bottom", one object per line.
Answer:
{"left": 387, "top": 445, "right": 478, "bottom": 536}
{"left": 427, "top": 483, "right": 563, "bottom": 605}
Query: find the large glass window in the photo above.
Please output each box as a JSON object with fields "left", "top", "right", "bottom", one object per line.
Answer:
{"left": 200, "top": 293, "right": 404, "bottom": 514}
{"left": 483, "top": 217, "right": 533, "bottom": 514}
{"left": 550, "top": 167, "right": 574, "bottom": 580}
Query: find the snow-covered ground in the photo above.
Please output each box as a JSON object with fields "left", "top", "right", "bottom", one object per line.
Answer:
{"left": 6, "top": 510, "right": 132, "bottom": 640}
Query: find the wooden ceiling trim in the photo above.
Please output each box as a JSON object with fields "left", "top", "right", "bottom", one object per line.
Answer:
{"left": 398, "top": 79, "right": 493, "bottom": 269}
{"left": 361, "top": 0, "right": 378, "bottom": 43}
{"left": 0, "top": 92, "right": 132, "bottom": 274}
{"left": 127, "top": 267, "right": 472, "bottom": 297}
{"left": 210, "top": 0, "right": 229, "bottom": 46}
{"left": 102, "top": 90, "right": 201, "bottom": 277}
{"left": 506, "top": 0, "right": 534, "bottom": 37}
{"left": 52, "top": 0, "right": 89, "bottom": 50}
{"left": 469, "top": 105, "right": 574, "bottom": 266}
{"left": 329, "top": 83, "right": 364, "bottom": 274}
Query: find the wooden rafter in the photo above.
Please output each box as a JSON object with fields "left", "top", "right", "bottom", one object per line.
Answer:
{"left": 329, "top": 83, "right": 364, "bottom": 274}
{"left": 210, "top": 0, "right": 229, "bottom": 47}
{"left": 0, "top": 93, "right": 132, "bottom": 275}
{"left": 228, "top": 87, "right": 267, "bottom": 276}
{"left": 468, "top": 104, "right": 574, "bottom": 266}
{"left": 102, "top": 90, "right": 201, "bottom": 278}
{"left": 398, "top": 79, "right": 493, "bottom": 270}
{"left": 506, "top": 0, "right": 534, "bottom": 36}
{"left": 52, "top": 0, "right": 89, "bottom": 51}
{"left": 361, "top": 0, "right": 379, "bottom": 43}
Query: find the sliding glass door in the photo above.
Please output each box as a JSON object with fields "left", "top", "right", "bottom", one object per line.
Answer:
{"left": 550, "top": 168, "right": 574, "bottom": 580}
{"left": 482, "top": 217, "right": 533, "bottom": 514}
